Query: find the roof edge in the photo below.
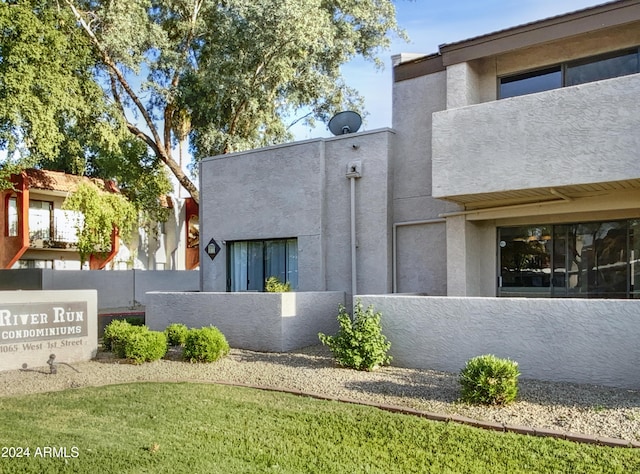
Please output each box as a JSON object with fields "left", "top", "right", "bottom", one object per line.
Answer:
{"left": 393, "top": 0, "right": 640, "bottom": 82}
{"left": 440, "top": 0, "right": 640, "bottom": 66}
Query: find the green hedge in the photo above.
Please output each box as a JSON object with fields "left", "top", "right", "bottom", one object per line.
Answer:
{"left": 103, "top": 320, "right": 167, "bottom": 364}
{"left": 183, "top": 326, "right": 230, "bottom": 363}
{"left": 165, "top": 323, "right": 189, "bottom": 346}
{"left": 124, "top": 329, "right": 167, "bottom": 365}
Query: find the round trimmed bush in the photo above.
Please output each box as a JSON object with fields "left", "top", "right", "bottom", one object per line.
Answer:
{"left": 183, "top": 326, "right": 229, "bottom": 363}
{"left": 103, "top": 319, "right": 137, "bottom": 357}
{"left": 459, "top": 354, "right": 520, "bottom": 405}
{"left": 165, "top": 323, "right": 189, "bottom": 346}
{"left": 124, "top": 328, "right": 167, "bottom": 364}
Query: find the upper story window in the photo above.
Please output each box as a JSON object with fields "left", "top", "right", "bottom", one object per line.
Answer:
{"left": 29, "top": 200, "right": 53, "bottom": 241}
{"left": 7, "top": 196, "right": 18, "bottom": 237}
{"left": 499, "top": 47, "right": 640, "bottom": 99}
{"left": 499, "top": 66, "right": 561, "bottom": 99}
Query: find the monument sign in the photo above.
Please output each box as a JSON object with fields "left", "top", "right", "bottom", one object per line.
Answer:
{"left": 0, "top": 290, "right": 97, "bottom": 372}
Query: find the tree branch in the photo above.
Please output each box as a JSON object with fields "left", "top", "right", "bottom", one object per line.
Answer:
{"left": 63, "top": 0, "right": 200, "bottom": 203}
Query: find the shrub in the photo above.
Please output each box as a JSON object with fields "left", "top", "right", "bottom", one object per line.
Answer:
{"left": 318, "top": 300, "right": 391, "bottom": 371}
{"left": 124, "top": 316, "right": 144, "bottom": 326}
{"left": 183, "top": 326, "right": 230, "bottom": 363}
{"left": 165, "top": 323, "right": 189, "bottom": 346}
{"left": 265, "top": 276, "right": 291, "bottom": 292}
{"left": 459, "top": 354, "right": 520, "bottom": 405}
{"left": 123, "top": 328, "right": 167, "bottom": 365}
{"left": 103, "top": 319, "right": 136, "bottom": 357}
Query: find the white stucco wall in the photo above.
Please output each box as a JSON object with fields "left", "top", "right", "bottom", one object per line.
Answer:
{"left": 359, "top": 295, "right": 640, "bottom": 389}
{"left": 146, "top": 291, "right": 344, "bottom": 352}
{"left": 432, "top": 73, "right": 640, "bottom": 199}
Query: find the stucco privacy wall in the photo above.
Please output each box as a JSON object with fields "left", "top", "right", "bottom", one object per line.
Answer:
{"left": 0, "top": 269, "right": 199, "bottom": 311}
{"left": 359, "top": 295, "right": 640, "bottom": 389}
{"left": 199, "top": 131, "right": 394, "bottom": 297}
{"left": 146, "top": 291, "right": 344, "bottom": 352}
{"left": 0, "top": 290, "right": 97, "bottom": 372}
{"left": 432, "top": 73, "right": 640, "bottom": 199}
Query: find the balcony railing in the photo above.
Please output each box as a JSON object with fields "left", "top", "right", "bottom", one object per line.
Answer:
{"left": 28, "top": 209, "right": 83, "bottom": 248}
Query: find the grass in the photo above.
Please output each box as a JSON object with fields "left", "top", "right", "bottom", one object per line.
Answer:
{"left": 0, "top": 382, "right": 638, "bottom": 473}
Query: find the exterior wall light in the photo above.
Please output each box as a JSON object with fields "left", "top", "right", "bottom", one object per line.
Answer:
{"left": 205, "top": 238, "right": 221, "bottom": 261}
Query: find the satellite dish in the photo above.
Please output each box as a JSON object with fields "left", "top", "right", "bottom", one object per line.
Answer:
{"left": 328, "top": 111, "right": 362, "bottom": 136}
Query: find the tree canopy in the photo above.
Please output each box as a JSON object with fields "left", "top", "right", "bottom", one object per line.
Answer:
{"left": 1, "top": 0, "right": 404, "bottom": 204}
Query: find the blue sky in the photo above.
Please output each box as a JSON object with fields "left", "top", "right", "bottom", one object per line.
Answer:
{"left": 291, "top": 0, "right": 604, "bottom": 140}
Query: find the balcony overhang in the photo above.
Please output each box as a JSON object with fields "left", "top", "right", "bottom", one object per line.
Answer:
{"left": 440, "top": 178, "right": 640, "bottom": 211}
{"left": 432, "top": 74, "right": 640, "bottom": 210}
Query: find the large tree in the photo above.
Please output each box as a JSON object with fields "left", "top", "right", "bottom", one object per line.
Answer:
{"left": 2, "top": 0, "right": 404, "bottom": 204}
{"left": 0, "top": 0, "right": 120, "bottom": 187}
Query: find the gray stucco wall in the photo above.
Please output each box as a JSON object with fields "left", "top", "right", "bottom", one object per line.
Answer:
{"left": 432, "top": 73, "right": 640, "bottom": 199}
{"left": 391, "top": 70, "right": 459, "bottom": 295}
{"left": 199, "top": 131, "right": 394, "bottom": 297}
{"left": 360, "top": 295, "right": 640, "bottom": 389}
{"left": 146, "top": 291, "right": 344, "bottom": 352}
{"left": 0, "top": 269, "right": 199, "bottom": 311}
{"left": 446, "top": 217, "right": 497, "bottom": 297}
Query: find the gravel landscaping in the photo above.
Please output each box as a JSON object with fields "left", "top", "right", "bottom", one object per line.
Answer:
{"left": 1, "top": 344, "right": 639, "bottom": 444}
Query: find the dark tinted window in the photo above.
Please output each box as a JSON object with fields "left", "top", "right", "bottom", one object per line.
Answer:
{"left": 499, "top": 220, "right": 638, "bottom": 298}
{"left": 499, "top": 66, "right": 562, "bottom": 99}
{"left": 565, "top": 49, "right": 639, "bottom": 86}
{"left": 498, "top": 47, "right": 640, "bottom": 100}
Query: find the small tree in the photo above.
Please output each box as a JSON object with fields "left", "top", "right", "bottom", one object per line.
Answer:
{"left": 319, "top": 300, "right": 391, "bottom": 371}
{"left": 63, "top": 182, "right": 136, "bottom": 266}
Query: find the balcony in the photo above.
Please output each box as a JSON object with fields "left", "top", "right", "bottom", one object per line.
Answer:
{"left": 28, "top": 209, "right": 83, "bottom": 249}
{"left": 431, "top": 73, "right": 640, "bottom": 208}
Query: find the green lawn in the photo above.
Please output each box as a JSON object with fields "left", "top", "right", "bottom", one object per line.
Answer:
{"left": 0, "top": 382, "right": 637, "bottom": 473}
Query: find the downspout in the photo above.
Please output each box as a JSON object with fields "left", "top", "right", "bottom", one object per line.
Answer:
{"left": 346, "top": 161, "right": 362, "bottom": 299}
{"left": 392, "top": 219, "right": 446, "bottom": 293}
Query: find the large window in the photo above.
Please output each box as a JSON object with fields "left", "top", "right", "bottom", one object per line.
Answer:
{"left": 499, "top": 220, "right": 640, "bottom": 298}
{"left": 227, "top": 238, "right": 298, "bottom": 292}
{"left": 499, "top": 47, "right": 640, "bottom": 99}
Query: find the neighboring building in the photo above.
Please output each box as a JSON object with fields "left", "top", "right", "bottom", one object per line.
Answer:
{"left": 200, "top": 0, "right": 640, "bottom": 299}
{"left": 1, "top": 169, "right": 198, "bottom": 270}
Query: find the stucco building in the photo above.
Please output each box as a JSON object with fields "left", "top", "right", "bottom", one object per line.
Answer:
{"left": 200, "top": 0, "right": 640, "bottom": 300}
{"left": 148, "top": 0, "right": 640, "bottom": 387}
